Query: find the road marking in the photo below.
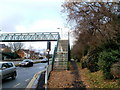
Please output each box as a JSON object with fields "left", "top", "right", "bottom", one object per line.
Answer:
{"left": 25, "top": 79, "right": 29, "bottom": 82}
{"left": 13, "top": 83, "right": 20, "bottom": 88}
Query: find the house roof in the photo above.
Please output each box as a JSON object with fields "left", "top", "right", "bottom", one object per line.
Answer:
{"left": 30, "top": 51, "right": 34, "bottom": 54}
{"left": 0, "top": 44, "right": 8, "bottom": 48}
{"left": 23, "top": 50, "right": 30, "bottom": 53}
{"left": 2, "top": 48, "right": 11, "bottom": 53}
{"left": 34, "top": 52, "right": 39, "bottom": 55}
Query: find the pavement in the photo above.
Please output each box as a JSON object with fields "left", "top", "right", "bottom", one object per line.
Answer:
{"left": 47, "top": 61, "right": 86, "bottom": 88}
{"left": 36, "top": 72, "right": 45, "bottom": 89}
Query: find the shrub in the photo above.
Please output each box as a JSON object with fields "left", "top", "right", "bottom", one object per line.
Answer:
{"left": 2, "top": 52, "right": 20, "bottom": 59}
{"left": 86, "top": 48, "right": 102, "bottom": 72}
{"left": 98, "top": 50, "right": 119, "bottom": 79}
{"left": 86, "top": 55, "right": 99, "bottom": 72}
{"left": 81, "top": 56, "right": 88, "bottom": 69}
{"left": 111, "top": 61, "right": 120, "bottom": 78}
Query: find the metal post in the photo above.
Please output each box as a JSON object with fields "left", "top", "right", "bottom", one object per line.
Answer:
{"left": 45, "top": 67, "right": 48, "bottom": 88}
{"left": 48, "top": 51, "right": 49, "bottom": 65}
{"left": 68, "top": 32, "right": 71, "bottom": 70}
{"left": 52, "top": 45, "right": 57, "bottom": 70}
{"left": 47, "top": 41, "right": 51, "bottom": 65}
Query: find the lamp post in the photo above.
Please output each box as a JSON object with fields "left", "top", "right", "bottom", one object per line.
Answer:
{"left": 68, "top": 30, "right": 74, "bottom": 62}
{"left": 68, "top": 31, "right": 71, "bottom": 62}
{"left": 47, "top": 49, "right": 50, "bottom": 65}
{"left": 47, "top": 41, "right": 51, "bottom": 65}
{"left": 57, "top": 28, "right": 62, "bottom": 39}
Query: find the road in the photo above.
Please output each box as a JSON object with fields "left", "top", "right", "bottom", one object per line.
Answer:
{"left": 2, "top": 62, "right": 48, "bottom": 88}
{"left": 3, "top": 59, "right": 43, "bottom": 65}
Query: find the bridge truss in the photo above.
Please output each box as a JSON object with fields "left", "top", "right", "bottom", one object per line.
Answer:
{"left": 0, "top": 32, "right": 60, "bottom": 42}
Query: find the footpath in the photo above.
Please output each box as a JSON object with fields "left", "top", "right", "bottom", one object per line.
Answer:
{"left": 47, "top": 61, "right": 86, "bottom": 88}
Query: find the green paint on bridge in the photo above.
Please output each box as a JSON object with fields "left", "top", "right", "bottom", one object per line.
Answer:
{"left": 0, "top": 32, "right": 60, "bottom": 42}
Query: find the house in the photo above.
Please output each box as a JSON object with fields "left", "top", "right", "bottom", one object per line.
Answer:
{"left": 0, "top": 44, "right": 10, "bottom": 52}
{"left": 0, "top": 44, "right": 8, "bottom": 48}
{"left": 34, "top": 52, "right": 40, "bottom": 59}
{"left": 16, "top": 49, "right": 42, "bottom": 59}
{"left": 16, "top": 49, "right": 24, "bottom": 58}
{"left": 2, "top": 48, "right": 11, "bottom": 53}
{"left": 24, "top": 50, "right": 30, "bottom": 58}
{"left": 0, "top": 44, "right": 12, "bottom": 60}
{"left": 30, "top": 51, "right": 35, "bottom": 59}
{"left": 30, "top": 51, "right": 41, "bottom": 59}
{"left": 16, "top": 49, "right": 30, "bottom": 59}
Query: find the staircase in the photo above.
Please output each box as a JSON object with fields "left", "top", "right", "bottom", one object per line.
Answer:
{"left": 53, "top": 40, "right": 68, "bottom": 70}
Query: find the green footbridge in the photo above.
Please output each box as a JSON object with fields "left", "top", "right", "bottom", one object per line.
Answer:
{"left": 0, "top": 32, "right": 70, "bottom": 70}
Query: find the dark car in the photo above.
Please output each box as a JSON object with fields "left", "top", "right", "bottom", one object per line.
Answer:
{"left": 40, "top": 58, "right": 48, "bottom": 63}
{"left": 19, "top": 59, "right": 33, "bottom": 67}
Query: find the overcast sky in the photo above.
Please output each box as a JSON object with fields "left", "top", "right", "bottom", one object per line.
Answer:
{"left": 0, "top": 0, "right": 66, "bottom": 33}
{"left": 0, "top": 0, "right": 74, "bottom": 53}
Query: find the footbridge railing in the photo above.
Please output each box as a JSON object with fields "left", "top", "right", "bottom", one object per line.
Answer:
{"left": 0, "top": 32, "right": 60, "bottom": 42}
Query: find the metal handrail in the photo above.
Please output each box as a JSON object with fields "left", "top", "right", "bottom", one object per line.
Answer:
{"left": 26, "top": 61, "right": 52, "bottom": 89}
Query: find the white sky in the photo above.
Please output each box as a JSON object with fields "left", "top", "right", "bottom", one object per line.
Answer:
{"left": 0, "top": 0, "right": 65, "bottom": 32}
{"left": 0, "top": 0, "right": 75, "bottom": 53}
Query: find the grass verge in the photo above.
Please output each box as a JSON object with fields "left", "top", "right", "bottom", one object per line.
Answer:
{"left": 77, "top": 62, "right": 120, "bottom": 88}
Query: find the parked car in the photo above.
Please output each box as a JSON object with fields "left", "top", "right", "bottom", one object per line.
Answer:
{"left": 19, "top": 59, "right": 33, "bottom": 67}
{"left": 40, "top": 58, "right": 48, "bottom": 63}
{"left": 39, "top": 57, "right": 44, "bottom": 59}
{"left": 71, "top": 59, "right": 74, "bottom": 61}
{"left": 0, "top": 62, "right": 17, "bottom": 80}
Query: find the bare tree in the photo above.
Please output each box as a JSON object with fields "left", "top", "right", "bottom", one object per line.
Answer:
{"left": 62, "top": 2, "right": 119, "bottom": 43}
{"left": 28, "top": 44, "right": 34, "bottom": 58}
{"left": 62, "top": 1, "right": 120, "bottom": 59}
{"left": 8, "top": 42, "right": 25, "bottom": 52}
{"left": 28, "top": 44, "right": 33, "bottom": 51}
